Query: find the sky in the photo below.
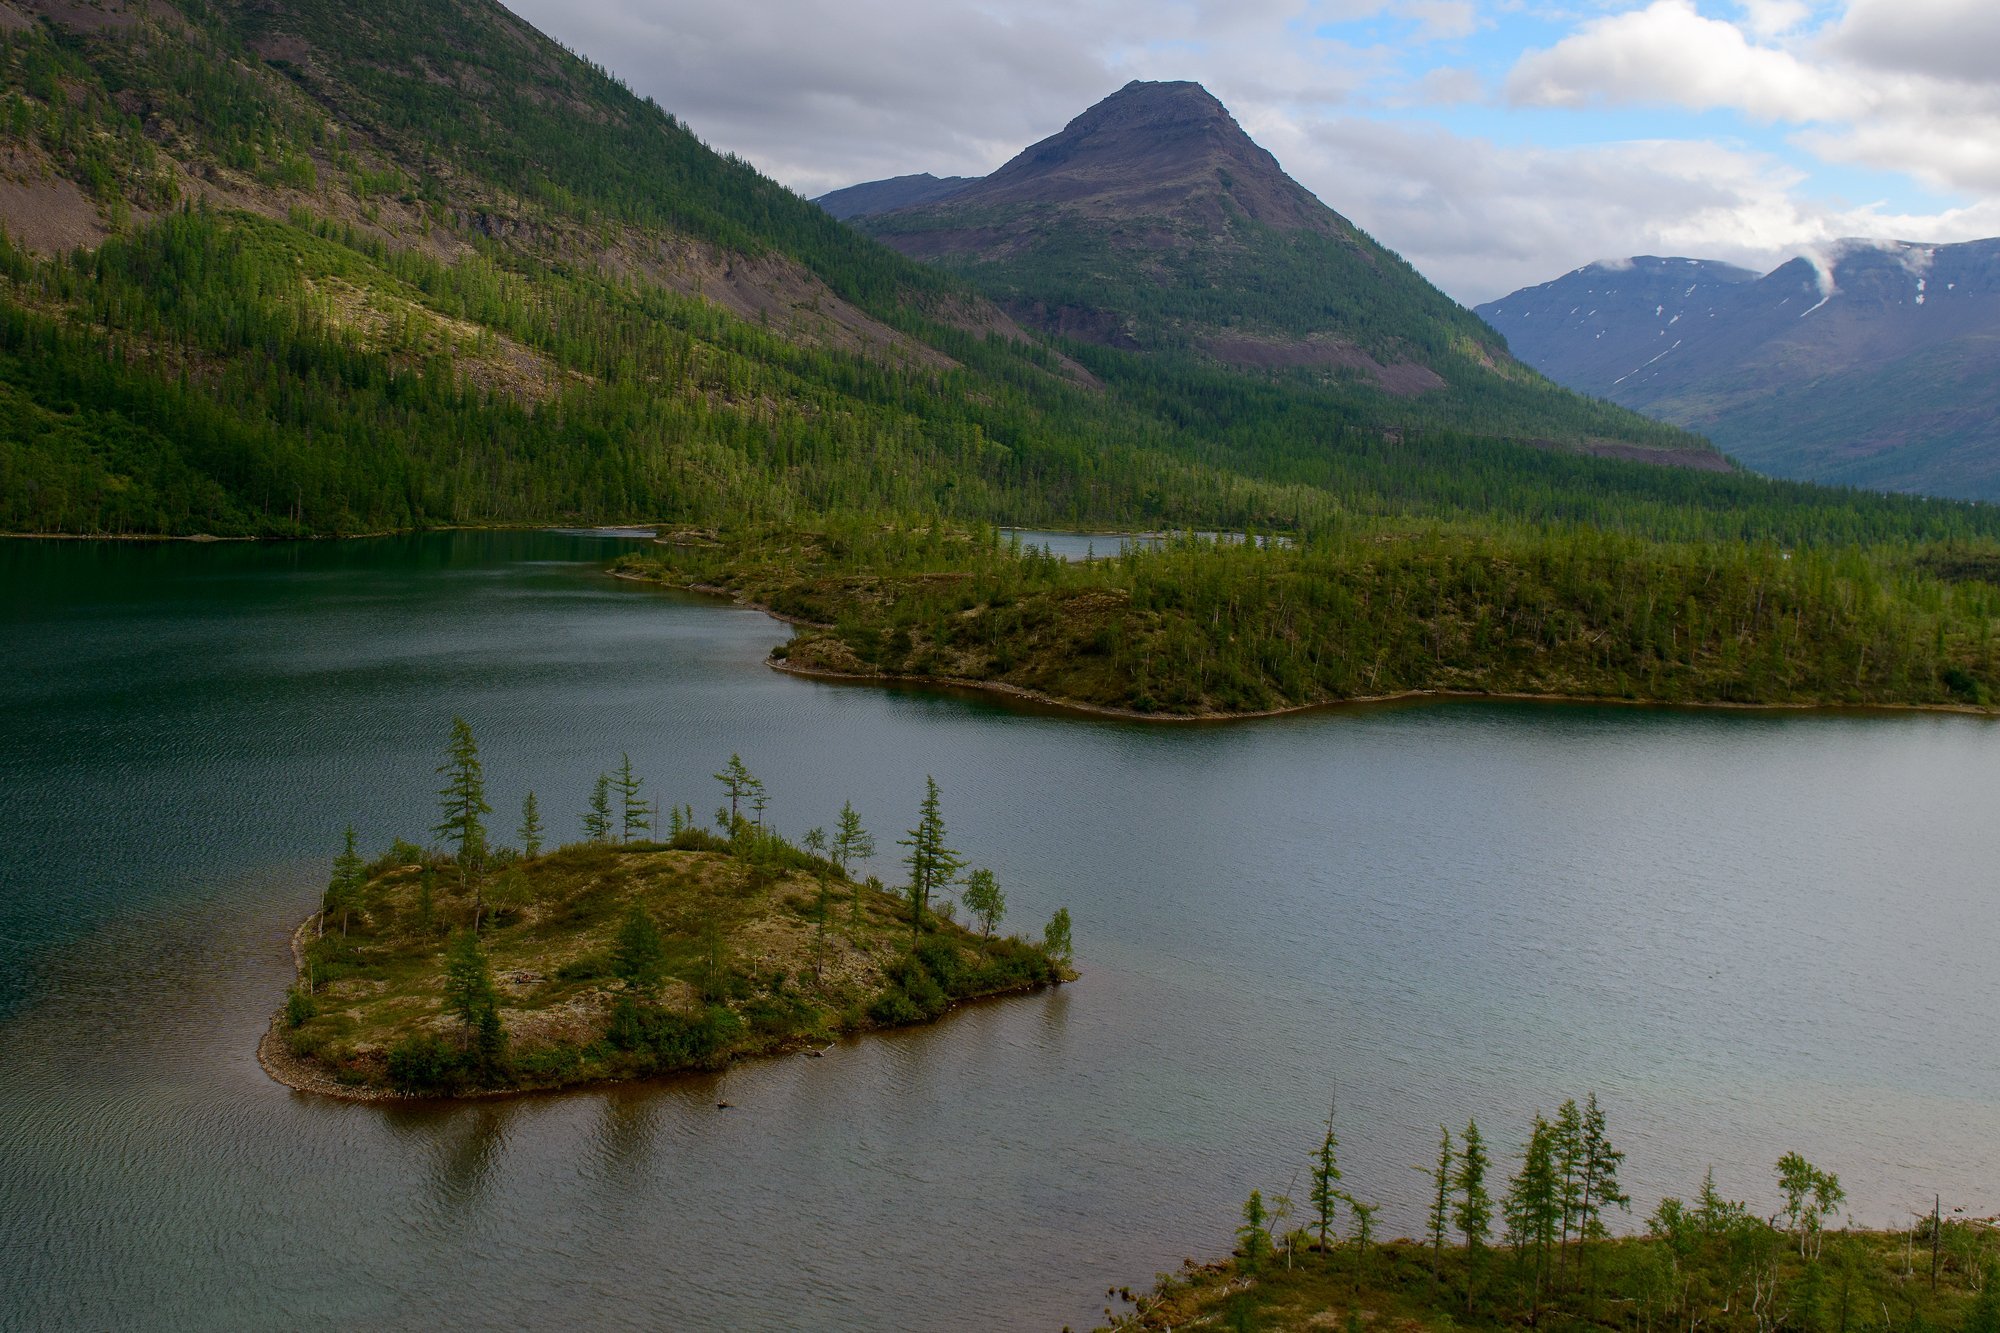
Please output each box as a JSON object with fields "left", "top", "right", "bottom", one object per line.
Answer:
{"left": 497, "top": 0, "right": 2000, "bottom": 304}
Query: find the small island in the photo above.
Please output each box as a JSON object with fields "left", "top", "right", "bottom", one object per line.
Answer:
{"left": 262, "top": 726, "right": 1073, "bottom": 1100}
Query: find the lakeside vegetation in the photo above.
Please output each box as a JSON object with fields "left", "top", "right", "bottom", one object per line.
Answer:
{"left": 269, "top": 721, "right": 1073, "bottom": 1098}
{"left": 1098, "top": 1100, "right": 1998, "bottom": 1333}
{"left": 616, "top": 520, "right": 2000, "bottom": 716}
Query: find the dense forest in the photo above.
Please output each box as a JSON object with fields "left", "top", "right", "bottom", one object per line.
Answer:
{"left": 622, "top": 520, "right": 2000, "bottom": 715}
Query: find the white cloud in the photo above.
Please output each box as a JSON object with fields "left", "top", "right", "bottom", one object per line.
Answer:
{"left": 1505, "top": 0, "right": 1846, "bottom": 120}
{"left": 492, "top": 0, "right": 2000, "bottom": 305}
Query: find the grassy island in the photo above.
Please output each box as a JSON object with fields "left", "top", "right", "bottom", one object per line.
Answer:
{"left": 264, "top": 729, "right": 1072, "bottom": 1100}
{"left": 615, "top": 520, "right": 2000, "bottom": 720}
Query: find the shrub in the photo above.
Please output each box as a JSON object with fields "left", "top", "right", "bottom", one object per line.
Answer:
{"left": 284, "top": 986, "right": 318, "bottom": 1028}
{"left": 555, "top": 953, "right": 612, "bottom": 983}
{"left": 385, "top": 1033, "right": 469, "bottom": 1094}
{"left": 604, "top": 998, "right": 738, "bottom": 1070}
{"left": 870, "top": 955, "right": 948, "bottom": 1026}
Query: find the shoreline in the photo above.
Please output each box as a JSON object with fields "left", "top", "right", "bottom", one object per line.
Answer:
{"left": 616, "top": 569, "right": 2000, "bottom": 725}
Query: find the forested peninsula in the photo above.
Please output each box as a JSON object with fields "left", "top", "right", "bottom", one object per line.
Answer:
{"left": 1093, "top": 1099, "right": 1997, "bottom": 1333}
{"left": 614, "top": 521, "right": 2000, "bottom": 719}
{"left": 263, "top": 723, "right": 1073, "bottom": 1100}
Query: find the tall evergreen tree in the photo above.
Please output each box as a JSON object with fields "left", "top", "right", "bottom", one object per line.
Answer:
{"left": 432, "top": 717, "right": 491, "bottom": 883}
{"left": 612, "top": 904, "right": 665, "bottom": 993}
{"left": 1455, "top": 1119, "right": 1493, "bottom": 1311}
{"left": 517, "top": 790, "right": 543, "bottom": 859}
{"left": 613, "top": 753, "right": 648, "bottom": 843}
{"left": 1426, "top": 1125, "right": 1454, "bottom": 1286}
{"left": 713, "top": 753, "right": 754, "bottom": 825}
{"left": 1553, "top": 1098, "right": 1585, "bottom": 1277}
{"left": 1309, "top": 1103, "right": 1343, "bottom": 1258}
{"left": 1577, "top": 1092, "right": 1629, "bottom": 1286}
{"left": 896, "top": 776, "right": 964, "bottom": 945}
{"left": 582, "top": 773, "right": 613, "bottom": 843}
{"left": 324, "top": 824, "right": 365, "bottom": 938}
{"left": 443, "top": 928, "right": 504, "bottom": 1072}
{"left": 1504, "top": 1114, "right": 1563, "bottom": 1317}
{"left": 833, "top": 800, "right": 874, "bottom": 874}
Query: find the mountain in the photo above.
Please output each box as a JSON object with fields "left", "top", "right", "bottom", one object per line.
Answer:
{"left": 6, "top": 0, "right": 1990, "bottom": 549}
{"left": 815, "top": 173, "right": 972, "bottom": 220}
{"left": 843, "top": 80, "right": 1491, "bottom": 380}
{"left": 820, "top": 81, "right": 1737, "bottom": 470}
{"left": 1478, "top": 242, "right": 2000, "bottom": 501}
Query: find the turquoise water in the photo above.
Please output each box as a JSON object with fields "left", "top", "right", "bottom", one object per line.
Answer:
{"left": 2, "top": 532, "right": 1996, "bottom": 1330}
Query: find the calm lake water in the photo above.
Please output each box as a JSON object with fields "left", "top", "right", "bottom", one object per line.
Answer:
{"left": 2, "top": 532, "right": 1997, "bottom": 1331}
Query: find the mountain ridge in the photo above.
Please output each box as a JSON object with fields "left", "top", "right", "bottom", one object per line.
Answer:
{"left": 1478, "top": 239, "right": 2000, "bottom": 500}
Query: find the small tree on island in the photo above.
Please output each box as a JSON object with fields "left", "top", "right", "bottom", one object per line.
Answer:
{"left": 833, "top": 800, "right": 874, "bottom": 876}
{"left": 1309, "top": 1102, "right": 1343, "bottom": 1257}
{"left": 1455, "top": 1119, "right": 1493, "bottom": 1311}
{"left": 433, "top": 718, "right": 491, "bottom": 886}
{"left": 1237, "top": 1189, "right": 1274, "bottom": 1274}
{"left": 897, "top": 776, "right": 964, "bottom": 946}
{"left": 960, "top": 867, "right": 1006, "bottom": 952}
{"left": 582, "top": 773, "right": 613, "bottom": 843}
{"left": 614, "top": 754, "right": 648, "bottom": 843}
{"left": 323, "top": 824, "right": 365, "bottom": 938}
{"left": 804, "top": 827, "right": 832, "bottom": 983}
{"left": 713, "top": 753, "right": 754, "bottom": 825}
{"left": 612, "top": 904, "right": 665, "bottom": 993}
{"left": 444, "top": 929, "right": 505, "bottom": 1073}
{"left": 1042, "top": 906, "right": 1073, "bottom": 967}
{"left": 518, "top": 791, "right": 543, "bottom": 859}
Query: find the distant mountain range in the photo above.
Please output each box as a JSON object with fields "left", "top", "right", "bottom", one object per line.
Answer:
{"left": 1477, "top": 243, "right": 2000, "bottom": 501}
{"left": 815, "top": 173, "right": 974, "bottom": 220}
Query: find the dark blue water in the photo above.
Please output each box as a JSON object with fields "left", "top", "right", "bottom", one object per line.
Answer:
{"left": 2, "top": 532, "right": 1996, "bottom": 1331}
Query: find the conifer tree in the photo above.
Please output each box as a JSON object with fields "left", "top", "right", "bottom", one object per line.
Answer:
{"left": 897, "top": 776, "right": 963, "bottom": 945}
{"left": 1237, "top": 1190, "right": 1273, "bottom": 1274}
{"left": 713, "top": 753, "right": 753, "bottom": 825}
{"left": 582, "top": 773, "right": 612, "bottom": 843}
{"left": 324, "top": 824, "right": 365, "bottom": 938}
{"left": 833, "top": 800, "right": 874, "bottom": 874}
{"left": 1455, "top": 1119, "right": 1493, "bottom": 1311}
{"left": 518, "top": 790, "right": 543, "bottom": 859}
{"left": 613, "top": 753, "right": 648, "bottom": 842}
{"left": 1309, "top": 1104, "right": 1343, "bottom": 1258}
{"left": 1427, "top": 1125, "right": 1454, "bottom": 1285}
{"left": 1577, "top": 1092, "right": 1629, "bottom": 1286}
{"left": 1505, "top": 1114, "right": 1563, "bottom": 1316}
{"left": 612, "top": 904, "right": 665, "bottom": 993}
{"left": 432, "top": 718, "right": 491, "bottom": 883}
{"left": 444, "top": 928, "right": 504, "bottom": 1071}
{"left": 746, "top": 775, "right": 769, "bottom": 831}
{"left": 1554, "top": 1098, "right": 1585, "bottom": 1275}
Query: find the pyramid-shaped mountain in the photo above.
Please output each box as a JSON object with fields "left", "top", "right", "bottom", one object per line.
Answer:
{"left": 831, "top": 80, "right": 1511, "bottom": 394}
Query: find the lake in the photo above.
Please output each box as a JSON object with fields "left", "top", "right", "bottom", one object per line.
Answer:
{"left": 2, "top": 531, "right": 1996, "bottom": 1331}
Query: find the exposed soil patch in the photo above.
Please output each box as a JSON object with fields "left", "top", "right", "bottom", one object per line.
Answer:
{"left": 0, "top": 149, "right": 106, "bottom": 254}
{"left": 1202, "top": 333, "right": 1445, "bottom": 396}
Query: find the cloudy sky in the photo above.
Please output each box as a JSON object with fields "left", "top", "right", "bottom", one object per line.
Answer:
{"left": 499, "top": 0, "right": 2000, "bottom": 304}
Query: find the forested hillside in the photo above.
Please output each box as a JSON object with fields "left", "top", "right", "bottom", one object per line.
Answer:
{"left": 0, "top": 0, "right": 1812, "bottom": 539}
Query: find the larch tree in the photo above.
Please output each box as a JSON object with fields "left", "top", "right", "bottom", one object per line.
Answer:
{"left": 612, "top": 904, "right": 665, "bottom": 993}
{"left": 713, "top": 753, "right": 753, "bottom": 825}
{"left": 896, "top": 776, "right": 963, "bottom": 945}
{"left": 1426, "top": 1124, "right": 1454, "bottom": 1286}
{"left": 614, "top": 753, "right": 648, "bottom": 843}
{"left": 432, "top": 717, "right": 491, "bottom": 885}
{"left": 443, "top": 928, "right": 504, "bottom": 1072}
{"left": 324, "top": 824, "right": 365, "bottom": 938}
{"left": 582, "top": 773, "right": 612, "bottom": 843}
{"left": 518, "top": 790, "right": 543, "bottom": 859}
{"left": 1308, "top": 1103, "right": 1343, "bottom": 1258}
{"left": 1455, "top": 1119, "right": 1493, "bottom": 1311}
{"left": 1577, "top": 1092, "right": 1629, "bottom": 1286}
{"left": 1504, "top": 1113, "right": 1563, "bottom": 1318}
{"left": 833, "top": 801, "right": 874, "bottom": 875}
{"left": 1237, "top": 1190, "right": 1273, "bottom": 1274}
